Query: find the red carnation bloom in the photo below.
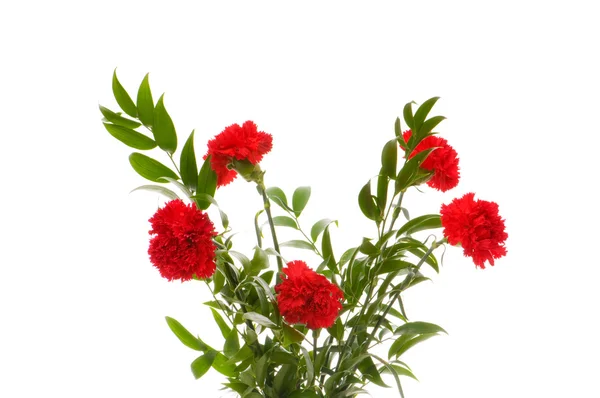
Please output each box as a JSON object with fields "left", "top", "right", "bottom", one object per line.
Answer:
{"left": 148, "top": 199, "right": 217, "bottom": 281}
{"left": 275, "top": 261, "right": 344, "bottom": 330}
{"left": 205, "top": 120, "right": 273, "bottom": 186}
{"left": 402, "top": 130, "right": 460, "bottom": 192}
{"left": 440, "top": 192, "right": 508, "bottom": 269}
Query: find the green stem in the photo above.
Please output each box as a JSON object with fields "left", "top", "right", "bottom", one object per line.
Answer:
{"left": 168, "top": 153, "right": 182, "bottom": 177}
{"left": 257, "top": 182, "right": 284, "bottom": 284}
{"left": 313, "top": 331, "right": 319, "bottom": 386}
{"left": 387, "top": 190, "right": 405, "bottom": 234}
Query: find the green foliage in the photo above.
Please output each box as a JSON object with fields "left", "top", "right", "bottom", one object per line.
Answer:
{"left": 102, "top": 78, "right": 453, "bottom": 397}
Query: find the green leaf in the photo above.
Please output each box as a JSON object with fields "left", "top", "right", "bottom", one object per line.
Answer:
{"left": 253, "top": 275, "right": 275, "bottom": 301}
{"left": 395, "top": 321, "right": 447, "bottom": 336}
{"left": 358, "top": 356, "right": 389, "bottom": 388}
{"left": 359, "top": 238, "right": 379, "bottom": 256}
{"left": 381, "top": 139, "right": 398, "bottom": 179}
{"left": 243, "top": 312, "right": 276, "bottom": 327}
{"left": 266, "top": 186, "right": 290, "bottom": 210}
{"left": 394, "top": 117, "right": 402, "bottom": 138}
{"left": 327, "top": 317, "right": 344, "bottom": 341}
{"left": 375, "top": 259, "right": 413, "bottom": 276}
{"left": 370, "top": 354, "right": 406, "bottom": 398}
{"left": 403, "top": 101, "right": 415, "bottom": 130}
{"left": 358, "top": 180, "right": 379, "bottom": 221}
{"left": 196, "top": 156, "right": 218, "bottom": 210}
{"left": 212, "top": 352, "right": 238, "bottom": 377}
{"left": 128, "top": 152, "right": 179, "bottom": 182}
{"left": 191, "top": 350, "right": 217, "bottom": 379}
{"left": 389, "top": 333, "right": 438, "bottom": 359}
{"left": 224, "top": 329, "right": 240, "bottom": 358}
{"left": 418, "top": 115, "right": 446, "bottom": 135}
{"left": 292, "top": 186, "right": 311, "bottom": 217}
{"left": 300, "top": 346, "right": 315, "bottom": 386}
{"left": 180, "top": 130, "right": 198, "bottom": 191}
{"left": 130, "top": 185, "right": 179, "bottom": 200}
{"left": 322, "top": 225, "right": 336, "bottom": 271}
{"left": 413, "top": 97, "right": 440, "bottom": 133}
{"left": 211, "top": 309, "right": 231, "bottom": 338}
{"left": 249, "top": 246, "right": 270, "bottom": 275}
{"left": 387, "top": 364, "right": 418, "bottom": 380}
{"left": 272, "top": 216, "right": 298, "bottom": 229}
{"left": 396, "top": 214, "right": 442, "bottom": 237}
{"left": 228, "top": 250, "right": 251, "bottom": 270}
{"left": 165, "top": 316, "right": 209, "bottom": 351}
{"left": 310, "top": 218, "right": 337, "bottom": 242}
{"left": 273, "top": 364, "right": 297, "bottom": 396}
{"left": 153, "top": 93, "right": 177, "bottom": 154}
{"left": 102, "top": 123, "right": 156, "bottom": 150}
{"left": 112, "top": 69, "right": 137, "bottom": 118}
{"left": 213, "top": 267, "right": 225, "bottom": 294}
{"left": 282, "top": 322, "right": 305, "bottom": 346}
{"left": 99, "top": 105, "right": 141, "bottom": 129}
{"left": 280, "top": 240, "right": 315, "bottom": 251}
{"left": 136, "top": 73, "right": 154, "bottom": 127}
{"left": 255, "top": 354, "right": 268, "bottom": 388}
{"left": 395, "top": 148, "right": 436, "bottom": 193}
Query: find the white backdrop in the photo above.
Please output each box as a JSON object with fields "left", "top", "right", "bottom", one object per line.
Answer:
{"left": 1, "top": 1, "right": 599, "bottom": 397}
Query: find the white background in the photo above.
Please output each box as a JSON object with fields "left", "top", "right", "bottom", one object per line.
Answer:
{"left": 1, "top": 1, "right": 599, "bottom": 397}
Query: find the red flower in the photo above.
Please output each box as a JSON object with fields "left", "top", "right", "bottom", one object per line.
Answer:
{"left": 402, "top": 130, "right": 460, "bottom": 192}
{"left": 275, "top": 261, "right": 344, "bottom": 330}
{"left": 440, "top": 192, "right": 508, "bottom": 269}
{"left": 205, "top": 120, "right": 273, "bottom": 186}
{"left": 148, "top": 199, "right": 217, "bottom": 281}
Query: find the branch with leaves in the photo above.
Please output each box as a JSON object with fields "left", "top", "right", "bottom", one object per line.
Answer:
{"left": 100, "top": 69, "right": 508, "bottom": 398}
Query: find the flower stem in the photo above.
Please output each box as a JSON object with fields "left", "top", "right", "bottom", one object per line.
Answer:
{"left": 257, "top": 182, "right": 284, "bottom": 284}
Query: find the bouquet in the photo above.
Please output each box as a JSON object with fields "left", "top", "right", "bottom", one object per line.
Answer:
{"left": 100, "top": 69, "right": 508, "bottom": 397}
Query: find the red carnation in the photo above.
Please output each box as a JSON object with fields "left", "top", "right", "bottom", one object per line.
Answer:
{"left": 148, "top": 199, "right": 217, "bottom": 281}
{"left": 402, "top": 130, "right": 460, "bottom": 192}
{"left": 205, "top": 120, "right": 273, "bottom": 186}
{"left": 275, "top": 261, "right": 344, "bottom": 330}
{"left": 440, "top": 192, "right": 508, "bottom": 269}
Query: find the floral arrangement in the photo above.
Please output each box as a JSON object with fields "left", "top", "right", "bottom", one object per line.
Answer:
{"left": 100, "top": 70, "right": 507, "bottom": 398}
